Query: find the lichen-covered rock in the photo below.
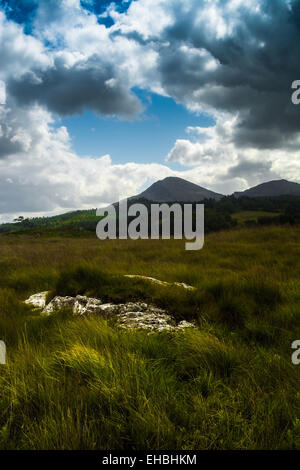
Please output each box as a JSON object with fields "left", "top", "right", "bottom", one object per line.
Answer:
{"left": 43, "top": 296, "right": 76, "bottom": 315}
{"left": 25, "top": 292, "right": 195, "bottom": 332}
{"left": 96, "top": 303, "right": 120, "bottom": 315}
{"left": 117, "top": 311, "right": 175, "bottom": 331}
{"left": 25, "top": 291, "right": 49, "bottom": 309}
{"left": 73, "top": 295, "right": 103, "bottom": 316}
{"left": 115, "top": 302, "right": 176, "bottom": 331}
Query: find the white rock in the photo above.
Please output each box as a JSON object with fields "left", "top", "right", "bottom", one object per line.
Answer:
{"left": 124, "top": 275, "right": 195, "bottom": 290}
{"left": 42, "top": 296, "right": 76, "bottom": 315}
{"left": 73, "top": 295, "right": 103, "bottom": 316}
{"left": 25, "top": 291, "right": 196, "bottom": 332}
{"left": 97, "top": 303, "right": 120, "bottom": 315}
{"left": 116, "top": 303, "right": 177, "bottom": 331}
{"left": 25, "top": 291, "right": 49, "bottom": 309}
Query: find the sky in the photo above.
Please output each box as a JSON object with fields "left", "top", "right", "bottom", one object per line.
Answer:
{"left": 0, "top": 0, "right": 300, "bottom": 222}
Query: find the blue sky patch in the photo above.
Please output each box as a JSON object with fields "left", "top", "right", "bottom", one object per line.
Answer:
{"left": 0, "top": 0, "right": 37, "bottom": 33}
{"left": 57, "top": 90, "right": 214, "bottom": 166}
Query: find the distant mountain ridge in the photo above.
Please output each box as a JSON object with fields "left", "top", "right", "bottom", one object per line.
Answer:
{"left": 137, "top": 176, "right": 223, "bottom": 202}
{"left": 1, "top": 177, "right": 300, "bottom": 235}
{"left": 139, "top": 177, "right": 300, "bottom": 202}
{"left": 234, "top": 179, "right": 300, "bottom": 198}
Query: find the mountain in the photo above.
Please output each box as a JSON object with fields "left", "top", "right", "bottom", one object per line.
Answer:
{"left": 2, "top": 177, "right": 300, "bottom": 236}
{"left": 234, "top": 179, "right": 300, "bottom": 198}
{"left": 136, "top": 176, "right": 223, "bottom": 202}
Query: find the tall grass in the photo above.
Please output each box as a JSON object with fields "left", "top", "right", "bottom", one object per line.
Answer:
{"left": 0, "top": 226, "right": 300, "bottom": 449}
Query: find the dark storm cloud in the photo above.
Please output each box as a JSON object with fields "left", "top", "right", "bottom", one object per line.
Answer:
{"left": 8, "top": 56, "right": 142, "bottom": 118}
{"left": 155, "top": 0, "right": 300, "bottom": 150}
{"left": 3, "top": 0, "right": 300, "bottom": 150}
{"left": 227, "top": 158, "right": 273, "bottom": 178}
{"left": 225, "top": 156, "right": 279, "bottom": 186}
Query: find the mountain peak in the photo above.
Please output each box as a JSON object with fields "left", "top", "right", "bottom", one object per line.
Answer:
{"left": 234, "top": 179, "right": 300, "bottom": 197}
{"left": 137, "top": 177, "right": 223, "bottom": 202}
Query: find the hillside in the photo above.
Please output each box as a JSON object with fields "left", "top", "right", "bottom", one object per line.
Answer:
{"left": 0, "top": 209, "right": 99, "bottom": 235}
{"left": 2, "top": 195, "right": 300, "bottom": 236}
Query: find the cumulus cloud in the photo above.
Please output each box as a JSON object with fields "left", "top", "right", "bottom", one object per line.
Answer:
{"left": 120, "top": 0, "right": 300, "bottom": 187}
{"left": 0, "top": 104, "right": 176, "bottom": 218}
{"left": 8, "top": 57, "right": 142, "bottom": 117}
{"left": 0, "top": 11, "right": 49, "bottom": 80}
{"left": 167, "top": 116, "right": 237, "bottom": 165}
{"left": 0, "top": 3, "right": 146, "bottom": 119}
{"left": 154, "top": 0, "right": 300, "bottom": 150}
{"left": 3, "top": 0, "right": 300, "bottom": 140}
{"left": 166, "top": 114, "right": 299, "bottom": 191}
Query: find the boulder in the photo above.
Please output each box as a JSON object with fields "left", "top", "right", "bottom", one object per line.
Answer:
{"left": 25, "top": 292, "right": 195, "bottom": 332}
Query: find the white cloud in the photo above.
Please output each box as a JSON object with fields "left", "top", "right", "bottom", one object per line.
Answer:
{"left": 166, "top": 113, "right": 300, "bottom": 191}
{"left": 111, "top": 0, "right": 174, "bottom": 39}
{"left": 0, "top": 98, "right": 176, "bottom": 219}
{"left": 167, "top": 116, "right": 237, "bottom": 166}
{"left": 0, "top": 11, "right": 50, "bottom": 81}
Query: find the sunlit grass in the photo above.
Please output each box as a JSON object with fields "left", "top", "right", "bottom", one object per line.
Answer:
{"left": 0, "top": 226, "right": 300, "bottom": 449}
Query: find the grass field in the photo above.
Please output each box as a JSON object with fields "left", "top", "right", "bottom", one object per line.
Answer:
{"left": 0, "top": 226, "right": 300, "bottom": 449}
{"left": 232, "top": 211, "right": 280, "bottom": 225}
